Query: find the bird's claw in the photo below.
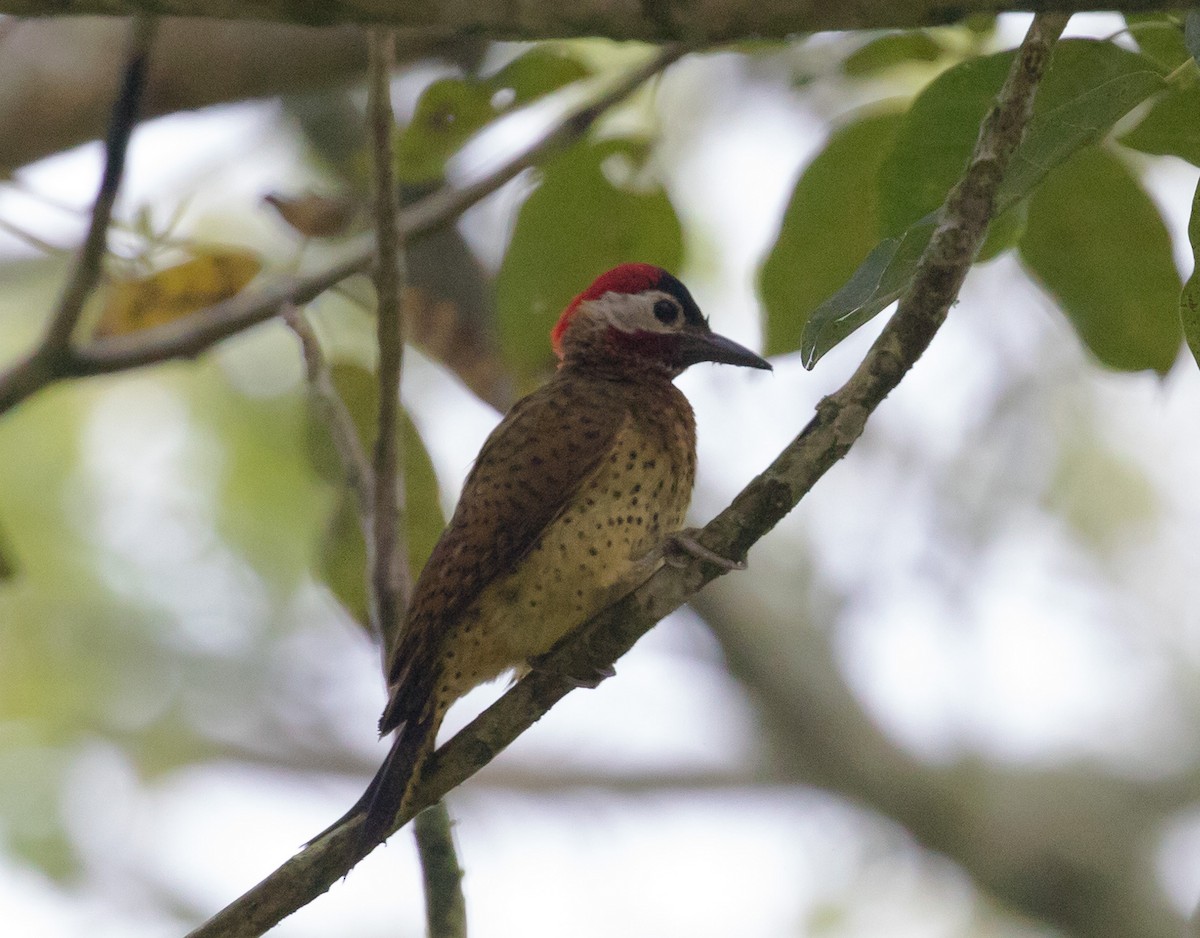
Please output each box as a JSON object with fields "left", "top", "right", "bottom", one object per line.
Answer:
{"left": 529, "top": 655, "right": 616, "bottom": 689}
{"left": 665, "top": 529, "right": 747, "bottom": 571}
{"left": 562, "top": 662, "right": 617, "bottom": 689}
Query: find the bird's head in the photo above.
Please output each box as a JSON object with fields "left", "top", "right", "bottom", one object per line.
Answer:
{"left": 551, "top": 264, "right": 772, "bottom": 378}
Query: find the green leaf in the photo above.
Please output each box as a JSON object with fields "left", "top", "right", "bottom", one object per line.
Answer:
{"left": 800, "top": 40, "right": 1167, "bottom": 367}
{"left": 759, "top": 109, "right": 904, "bottom": 356}
{"left": 843, "top": 32, "right": 944, "bottom": 76}
{"left": 1186, "top": 10, "right": 1200, "bottom": 63}
{"left": 1179, "top": 175, "right": 1200, "bottom": 370}
{"left": 799, "top": 215, "right": 936, "bottom": 368}
{"left": 1125, "top": 14, "right": 1190, "bottom": 69}
{"left": 975, "top": 198, "right": 1027, "bottom": 263}
{"left": 0, "top": 521, "right": 13, "bottom": 580}
{"left": 395, "top": 78, "right": 498, "bottom": 185}
{"left": 488, "top": 48, "right": 591, "bottom": 106}
{"left": 1120, "top": 82, "right": 1200, "bottom": 166}
{"left": 310, "top": 363, "right": 446, "bottom": 623}
{"left": 1018, "top": 146, "right": 1181, "bottom": 374}
{"left": 879, "top": 40, "right": 1165, "bottom": 236}
{"left": 998, "top": 67, "right": 1167, "bottom": 208}
{"left": 496, "top": 139, "right": 683, "bottom": 390}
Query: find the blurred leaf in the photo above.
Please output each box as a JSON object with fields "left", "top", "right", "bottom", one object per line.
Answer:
{"left": 395, "top": 78, "right": 497, "bottom": 185}
{"left": 879, "top": 40, "right": 1165, "bottom": 237}
{"left": 496, "top": 139, "right": 683, "bottom": 390}
{"left": 759, "top": 109, "right": 904, "bottom": 356}
{"left": 1018, "top": 146, "right": 1181, "bottom": 374}
{"left": 208, "top": 380, "right": 329, "bottom": 591}
{"left": 843, "top": 32, "right": 944, "bottom": 76}
{"left": 801, "top": 41, "right": 1167, "bottom": 367}
{"left": 1125, "top": 14, "right": 1190, "bottom": 69}
{"left": 263, "top": 191, "right": 362, "bottom": 238}
{"left": 94, "top": 248, "right": 263, "bottom": 338}
{"left": 1048, "top": 434, "right": 1158, "bottom": 550}
{"left": 1179, "top": 175, "right": 1200, "bottom": 370}
{"left": 0, "top": 520, "right": 14, "bottom": 580}
{"left": 488, "top": 47, "right": 591, "bottom": 106}
{"left": 962, "top": 14, "right": 997, "bottom": 37}
{"left": 1187, "top": 10, "right": 1200, "bottom": 62}
{"left": 1120, "top": 83, "right": 1200, "bottom": 165}
{"left": 312, "top": 363, "right": 445, "bottom": 623}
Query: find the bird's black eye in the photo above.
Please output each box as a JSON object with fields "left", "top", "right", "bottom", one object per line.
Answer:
{"left": 653, "top": 299, "right": 679, "bottom": 325}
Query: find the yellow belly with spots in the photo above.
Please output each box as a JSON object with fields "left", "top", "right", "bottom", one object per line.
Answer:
{"left": 441, "top": 422, "right": 693, "bottom": 692}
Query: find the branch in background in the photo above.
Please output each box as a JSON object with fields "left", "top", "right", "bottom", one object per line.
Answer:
{"left": 414, "top": 803, "right": 468, "bottom": 938}
{"left": 691, "top": 586, "right": 1189, "bottom": 938}
{"left": 284, "top": 306, "right": 378, "bottom": 643}
{"left": 0, "top": 47, "right": 684, "bottom": 418}
{"left": 367, "top": 28, "right": 410, "bottom": 660}
{"left": 183, "top": 17, "right": 1064, "bottom": 938}
{"left": 0, "top": 19, "right": 369, "bottom": 172}
{"left": 0, "top": 1, "right": 1166, "bottom": 39}
{"left": 44, "top": 17, "right": 155, "bottom": 351}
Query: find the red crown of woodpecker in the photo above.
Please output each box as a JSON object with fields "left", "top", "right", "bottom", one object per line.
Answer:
{"left": 551, "top": 263, "right": 668, "bottom": 359}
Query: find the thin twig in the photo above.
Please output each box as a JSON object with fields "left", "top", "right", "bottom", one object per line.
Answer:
{"left": 182, "top": 17, "right": 1064, "bottom": 938}
{"left": 414, "top": 803, "right": 468, "bottom": 938}
{"left": 0, "top": 47, "right": 684, "bottom": 419}
{"left": 367, "top": 28, "right": 410, "bottom": 659}
{"left": 368, "top": 30, "right": 465, "bottom": 933}
{"left": 44, "top": 16, "right": 155, "bottom": 351}
{"left": 283, "top": 309, "right": 374, "bottom": 529}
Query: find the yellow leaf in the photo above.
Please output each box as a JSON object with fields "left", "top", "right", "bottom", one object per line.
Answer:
{"left": 95, "top": 249, "right": 263, "bottom": 337}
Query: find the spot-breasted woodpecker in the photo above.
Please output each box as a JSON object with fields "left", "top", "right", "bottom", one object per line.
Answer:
{"left": 319, "top": 263, "right": 771, "bottom": 852}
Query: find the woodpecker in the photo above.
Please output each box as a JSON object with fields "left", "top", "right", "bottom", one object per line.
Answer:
{"left": 319, "top": 263, "right": 770, "bottom": 853}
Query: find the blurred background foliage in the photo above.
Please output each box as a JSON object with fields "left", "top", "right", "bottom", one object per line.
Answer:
{"left": 4, "top": 11, "right": 1200, "bottom": 938}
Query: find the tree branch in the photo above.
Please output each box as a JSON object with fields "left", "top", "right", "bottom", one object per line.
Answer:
{"left": 0, "top": 19, "right": 368, "bottom": 172}
{"left": 0, "top": 1, "right": 1165, "bottom": 39}
{"left": 414, "top": 802, "right": 468, "bottom": 938}
{"left": 692, "top": 587, "right": 1189, "bottom": 938}
{"left": 44, "top": 16, "right": 154, "bottom": 350}
{"left": 183, "top": 15, "right": 1066, "bottom": 938}
{"left": 284, "top": 308, "right": 374, "bottom": 547}
{"left": 367, "top": 27, "right": 410, "bottom": 659}
{"left": 0, "top": 47, "right": 684, "bottom": 418}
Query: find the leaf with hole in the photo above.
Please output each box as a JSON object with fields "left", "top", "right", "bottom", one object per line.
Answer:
{"left": 488, "top": 48, "right": 591, "bottom": 106}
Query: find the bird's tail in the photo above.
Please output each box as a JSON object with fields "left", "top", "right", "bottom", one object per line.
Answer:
{"left": 305, "top": 710, "right": 439, "bottom": 857}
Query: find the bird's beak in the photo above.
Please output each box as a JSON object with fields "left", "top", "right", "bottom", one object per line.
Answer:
{"left": 675, "top": 330, "right": 772, "bottom": 371}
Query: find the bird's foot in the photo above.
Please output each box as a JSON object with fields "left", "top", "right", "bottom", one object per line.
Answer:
{"left": 664, "top": 528, "right": 747, "bottom": 571}
{"left": 529, "top": 654, "right": 616, "bottom": 689}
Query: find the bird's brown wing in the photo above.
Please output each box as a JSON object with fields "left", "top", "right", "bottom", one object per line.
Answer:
{"left": 380, "top": 374, "right": 630, "bottom": 733}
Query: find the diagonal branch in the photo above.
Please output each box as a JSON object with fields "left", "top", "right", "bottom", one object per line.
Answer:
{"left": 183, "top": 14, "right": 1068, "bottom": 938}
{"left": 0, "top": 46, "right": 683, "bottom": 419}
{"left": 44, "top": 17, "right": 155, "bottom": 350}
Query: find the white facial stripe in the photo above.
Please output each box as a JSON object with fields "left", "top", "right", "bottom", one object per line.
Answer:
{"left": 587, "top": 289, "right": 680, "bottom": 335}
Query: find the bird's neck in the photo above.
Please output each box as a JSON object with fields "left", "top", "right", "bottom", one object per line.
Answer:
{"left": 557, "top": 354, "right": 677, "bottom": 386}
